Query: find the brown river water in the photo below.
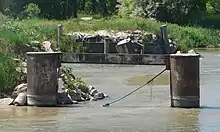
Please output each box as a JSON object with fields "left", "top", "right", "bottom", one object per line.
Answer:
{"left": 0, "top": 51, "right": 220, "bottom": 132}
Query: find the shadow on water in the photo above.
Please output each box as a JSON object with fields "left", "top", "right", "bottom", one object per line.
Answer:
{"left": 0, "top": 104, "right": 84, "bottom": 119}
{"left": 169, "top": 106, "right": 220, "bottom": 111}
{"left": 33, "top": 105, "right": 84, "bottom": 108}
{"left": 200, "top": 106, "right": 220, "bottom": 110}
{"left": 164, "top": 108, "right": 201, "bottom": 132}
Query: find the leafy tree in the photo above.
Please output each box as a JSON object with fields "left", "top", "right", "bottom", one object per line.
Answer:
{"left": 123, "top": 0, "right": 207, "bottom": 24}
{"left": 207, "top": 0, "right": 220, "bottom": 14}
{"left": 1, "top": 0, "right": 117, "bottom": 19}
{"left": 4, "top": 0, "right": 28, "bottom": 18}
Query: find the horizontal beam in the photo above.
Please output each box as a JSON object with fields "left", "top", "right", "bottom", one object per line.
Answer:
{"left": 62, "top": 53, "right": 169, "bottom": 65}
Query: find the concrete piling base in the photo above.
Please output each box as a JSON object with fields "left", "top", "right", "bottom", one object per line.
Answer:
{"left": 170, "top": 54, "right": 200, "bottom": 108}
{"left": 26, "top": 52, "right": 61, "bottom": 106}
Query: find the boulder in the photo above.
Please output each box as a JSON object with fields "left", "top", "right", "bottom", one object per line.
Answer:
{"left": 176, "top": 51, "right": 181, "bottom": 54}
{"left": 13, "top": 92, "right": 27, "bottom": 106}
{"left": 88, "top": 85, "right": 95, "bottom": 91}
{"left": 69, "top": 89, "right": 85, "bottom": 101}
{"left": 58, "top": 78, "right": 65, "bottom": 93}
{"left": 104, "top": 93, "right": 109, "bottom": 98}
{"left": 57, "top": 92, "right": 77, "bottom": 104}
{"left": 0, "top": 98, "right": 14, "bottom": 105}
{"left": 12, "top": 83, "right": 27, "bottom": 99}
{"left": 92, "top": 92, "right": 105, "bottom": 101}
{"left": 188, "top": 49, "right": 197, "bottom": 54}
{"left": 42, "top": 41, "right": 54, "bottom": 52}
{"left": 188, "top": 49, "right": 203, "bottom": 58}
{"left": 81, "top": 92, "right": 91, "bottom": 101}
{"left": 90, "top": 89, "right": 98, "bottom": 96}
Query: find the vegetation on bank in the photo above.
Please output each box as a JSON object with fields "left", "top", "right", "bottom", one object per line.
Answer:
{"left": 1, "top": 0, "right": 220, "bottom": 96}
{"left": 0, "top": 52, "right": 22, "bottom": 97}
{"left": 1, "top": 16, "right": 220, "bottom": 52}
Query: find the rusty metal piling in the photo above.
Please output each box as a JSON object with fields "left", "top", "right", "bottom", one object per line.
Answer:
{"left": 169, "top": 54, "right": 200, "bottom": 108}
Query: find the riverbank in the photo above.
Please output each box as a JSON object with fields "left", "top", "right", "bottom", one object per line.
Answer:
{"left": 0, "top": 14, "right": 220, "bottom": 96}
{"left": 1, "top": 16, "right": 220, "bottom": 52}
{"left": 195, "top": 48, "right": 220, "bottom": 53}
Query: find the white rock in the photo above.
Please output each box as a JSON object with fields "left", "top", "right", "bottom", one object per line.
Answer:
{"left": 13, "top": 93, "right": 27, "bottom": 106}
{"left": 88, "top": 85, "right": 95, "bottom": 91}
{"left": 104, "top": 93, "right": 108, "bottom": 98}
{"left": 95, "top": 30, "right": 111, "bottom": 37}
{"left": 42, "top": 41, "right": 54, "bottom": 52}
{"left": 92, "top": 92, "right": 105, "bottom": 101}
{"left": 69, "top": 90, "right": 84, "bottom": 101}
{"left": 0, "top": 98, "right": 14, "bottom": 105}
{"left": 58, "top": 78, "right": 65, "bottom": 93}
{"left": 188, "top": 49, "right": 197, "bottom": 54}
{"left": 57, "top": 92, "right": 76, "bottom": 104}
{"left": 14, "top": 83, "right": 27, "bottom": 91}
{"left": 12, "top": 84, "right": 27, "bottom": 99}
{"left": 117, "top": 38, "right": 131, "bottom": 45}
{"left": 81, "top": 92, "right": 90, "bottom": 101}
{"left": 176, "top": 51, "right": 181, "bottom": 54}
{"left": 90, "top": 89, "right": 98, "bottom": 96}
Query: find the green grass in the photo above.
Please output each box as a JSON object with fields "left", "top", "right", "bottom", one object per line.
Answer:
{"left": 0, "top": 52, "right": 22, "bottom": 96}
{"left": 1, "top": 17, "right": 219, "bottom": 52}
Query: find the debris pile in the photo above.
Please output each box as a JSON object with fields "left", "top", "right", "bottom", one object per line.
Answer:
{"left": 66, "top": 30, "right": 177, "bottom": 54}
{"left": 0, "top": 41, "right": 108, "bottom": 106}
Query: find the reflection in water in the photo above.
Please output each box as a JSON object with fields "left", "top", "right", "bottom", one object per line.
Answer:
{"left": 0, "top": 106, "right": 60, "bottom": 132}
{"left": 165, "top": 108, "right": 200, "bottom": 132}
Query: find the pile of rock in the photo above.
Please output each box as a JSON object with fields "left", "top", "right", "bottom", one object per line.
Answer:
{"left": 0, "top": 41, "right": 108, "bottom": 106}
{"left": 56, "top": 66, "right": 108, "bottom": 105}
{"left": 66, "top": 30, "right": 177, "bottom": 54}
{"left": 176, "top": 49, "right": 203, "bottom": 58}
{"left": 70, "top": 30, "right": 143, "bottom": 44}
{"left": 3, "top": 66, "right": 108, "bottom": 106}
{"left": 8, "top": 79, "right": 108, "bottom": 106}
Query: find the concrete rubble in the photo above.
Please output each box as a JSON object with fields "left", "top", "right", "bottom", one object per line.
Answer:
{"left": 0, "top": 41, "right": 108, "bottom": 106}
{"left": 176, "top": 49, "right": 202, "bottom": 57}
{"left": 0, "top": 30, "right": 182, "bottom": 106}
{"left": 1, "top": 66, "right": 108, "bottom": 106}
{"left": 66, "top": 30, "right": 178, "bottom": 54}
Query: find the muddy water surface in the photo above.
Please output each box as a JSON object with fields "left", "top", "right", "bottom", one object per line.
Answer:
{"left": 0, "top": 52, "right": 220, "bottom": 132}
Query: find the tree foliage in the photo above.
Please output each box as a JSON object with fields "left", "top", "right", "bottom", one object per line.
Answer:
{"left": 206, "top": 0, "right": 220, "bottom": 14}
{"left": 120, "top": 0, "right": 207, "bottom": 24}
{"left": 1, "top": 0, "right": 117, "bottom": 20}
{"left": 1, "top": 0, "right": 220, "bottom": 27}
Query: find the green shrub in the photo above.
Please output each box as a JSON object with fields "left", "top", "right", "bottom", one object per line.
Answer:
{"left": 0, "top": 12, "right": 10, "bottom": 25}
{"left": 0, "top": 18, "right": 57, "bottom": 49}
{"left": 0, "top": 38, "right": 14, "bottom": 53}
{"left": 2, "top": 17, "right": 220, "bottom": 52}
{"left": 0, "top": 21, "right": 30, "bottom": 44}
{"left": 20, "top": 3, "right": 41, "bottom": 19}
{"left": 60, "top": 36, "right": 86, "bottom": 52}
{"left": 61, "top": 66, "right": 89, "bottom": 94}
{"left": 118, "top": 0, "right": 135, "bottom": 18}
{"left": 0, "top": 53, "right": 22, "bottom": 95}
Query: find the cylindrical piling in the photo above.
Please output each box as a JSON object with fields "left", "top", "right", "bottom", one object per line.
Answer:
{"left": 104, "top": 38, "right": 109, "bottom": 54}
{"left": 57, "top": 24, "right": 63, "bottom": 48}
{"left": 26, "top": 52, "right": 61, "bottom": 106}
{"left": 170, "top": 54, "right": 200, "bottom": 108}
